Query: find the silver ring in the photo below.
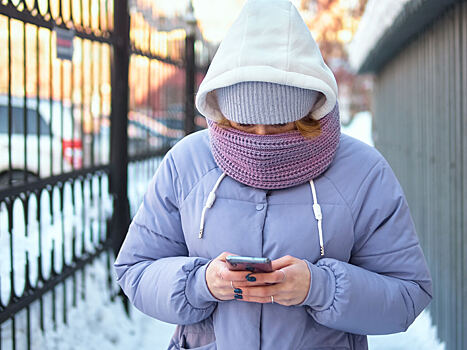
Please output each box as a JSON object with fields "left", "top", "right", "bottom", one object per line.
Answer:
{"left": 231, "top": 281, "right": 234, "bottom": 289}
{"left": 271, "top": 295, "right": 274, "bottom": 304}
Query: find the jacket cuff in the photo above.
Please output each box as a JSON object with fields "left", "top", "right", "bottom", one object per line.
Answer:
{"left": 185, "top": 260, "right": 219, "bottom": 309}
{"left": 298, "top": 259, "right": 336, "bottom": 311}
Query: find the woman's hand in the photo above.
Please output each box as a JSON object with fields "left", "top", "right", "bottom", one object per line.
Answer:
{"left": 206, "top": 252, "right": 284, "bottom": 301}
{"left": 205, "top": 252, "right": 243, "bottom": 300}
{"left": 231, "top": 255, "right": 311, "bottom": 306}
{"left": 206, "top": 253, "right": 311, "bottom": 306}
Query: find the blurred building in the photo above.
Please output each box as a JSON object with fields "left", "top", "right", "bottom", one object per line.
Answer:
{"left": 349, "top": 1, "right": 466, "bottom": 350}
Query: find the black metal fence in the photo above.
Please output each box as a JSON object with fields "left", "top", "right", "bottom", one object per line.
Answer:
{"left": 0, "top": 1, "right": 207, "bottom": 348}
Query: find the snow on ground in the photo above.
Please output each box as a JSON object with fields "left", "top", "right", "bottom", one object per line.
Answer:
{"left": 368, "top": 312, "right": 445, "bottom": 350}
{"left": 1, "top": 253, "right": 177, "bottom": 350}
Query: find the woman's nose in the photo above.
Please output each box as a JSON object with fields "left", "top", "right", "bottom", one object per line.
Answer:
{"left": 251, "top": 125, "right": 280, "bottom": 135}
{"left": 252, "top": 126, "right": 268, "bottom": 135}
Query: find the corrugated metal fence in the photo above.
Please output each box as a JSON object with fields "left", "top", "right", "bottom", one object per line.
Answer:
{"left": 371, "top": 2, "right": 466, "bottom": 349}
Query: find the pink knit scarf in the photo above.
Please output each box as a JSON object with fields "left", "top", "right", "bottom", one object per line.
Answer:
{"left": 207, "top": 104, "right": 341, "bottom": 189}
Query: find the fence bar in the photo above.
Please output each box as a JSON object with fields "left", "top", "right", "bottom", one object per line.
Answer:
{"left": 23, "top": 20, "right": 27, "bottom": 183}
{"left": 184, "top": 31, "right": 195, "bottom": 136}
{"left": 0, "top": 3, "right": 112, "bottom": 43}
{"left": 0, "top": 166, "right": 109, "bottom": 202}
{"left": 109, "top": 0, "right": 130, "bottom": 257}
{"left": 7, "top": 16, "right": 12, "bottom": 186}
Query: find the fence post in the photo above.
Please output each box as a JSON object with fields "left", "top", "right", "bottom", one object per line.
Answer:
{"left": 110, "top": 0, "right": 130, "bottom": 258}
{"left": 184, "top": 28, "right": 196, "bottom": 135}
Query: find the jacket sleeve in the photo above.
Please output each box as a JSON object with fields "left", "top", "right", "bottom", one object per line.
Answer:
{"left": 299, "top": 159, "right": 433, "bottom": 335}
{"left": 113, "top": 153, "right": 218, "bottom": 325}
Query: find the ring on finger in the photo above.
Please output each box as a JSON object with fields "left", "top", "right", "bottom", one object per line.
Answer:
{"left": 230, "top": 281, "right": 234, "bottom": 289}
{"left": 271, "top": 295, "right": 274, "bottom": 304}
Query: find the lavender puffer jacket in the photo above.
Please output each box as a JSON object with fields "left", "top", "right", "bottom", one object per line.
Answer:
{"left": 114, "top": 130, "right": 432, "bottom": 350}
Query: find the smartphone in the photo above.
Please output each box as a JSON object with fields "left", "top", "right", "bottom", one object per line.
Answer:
{"left": 225, "top": 256, "right": 273, "bottom": 273}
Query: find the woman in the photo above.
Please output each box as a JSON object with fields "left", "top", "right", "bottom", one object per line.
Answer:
{"left": 114, "top": 0, "right": 433, "bottom": 349}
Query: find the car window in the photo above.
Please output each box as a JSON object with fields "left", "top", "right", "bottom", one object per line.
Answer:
{"left": 0, "top": 106, "right": 50, "bottom": 135}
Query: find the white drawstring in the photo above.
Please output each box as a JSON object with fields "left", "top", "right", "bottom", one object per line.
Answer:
{"left": 309, "top": 179, "right": 324, "bottom": 256}
{"left": 199, "top": 172, "right": 226, "bottom": 238}
{"left": 198, "top": 174, "right": 324, "bottom": 255}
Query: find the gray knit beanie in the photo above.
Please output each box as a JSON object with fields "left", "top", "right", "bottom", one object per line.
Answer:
{"left": 216, "top": 81, "right": 319, "bottom": 124}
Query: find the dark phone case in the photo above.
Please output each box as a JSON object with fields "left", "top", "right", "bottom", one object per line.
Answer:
{"left": 226, "top": 257, "right": 273, "bottom": 273}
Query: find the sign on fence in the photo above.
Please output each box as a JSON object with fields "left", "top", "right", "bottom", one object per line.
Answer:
{"left": 55, "top": 27, "right": 74, "bottom": 61}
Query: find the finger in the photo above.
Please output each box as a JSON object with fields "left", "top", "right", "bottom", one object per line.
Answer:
{"left": 236, "top": 287, "right": 296, "bottom": 306}
{"left": 240, "top": 284, "right": 283, "bottom": 298}
{"left": 271, "top": 255, "right": 296, "bottom": 270}
{"left": 217, "top": 251, "right": 238, "bottom": 261}
{"left": 240, "top": 270, "right": 286, "bottom": 284}
{"left": 218, "top": 265, "right": 254, "bottom": 282}
{"left": 230, "top": 280, "right": 275, "bottom": 288}
{"left": 216, "top": 279, "right": 246, "bottom": 299}
{"left": 236, "top": 295, "right": 276, "bottom": 304}
{"left": 231, "top": 268, "right": 289, "bottom": 287}
{"left": 239, "top": 295, "right": 296, "bottom": 306}
{"left": 230, "top": 278, "right": 279, "bottom": 289}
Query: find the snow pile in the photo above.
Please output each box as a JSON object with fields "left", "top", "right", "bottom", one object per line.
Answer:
{"left": 0, "top": 253, "right": 176, "bottom": 350}
{"left": 348, "top": 0, "right": 411, "bottom": 71}
{"left": 0, "top": 174, "right": 113, "bottom": 308}
{"left": 368, "top": 311, "right": 445, "bottom": 350}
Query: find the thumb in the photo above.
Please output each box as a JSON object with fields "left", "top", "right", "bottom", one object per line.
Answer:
{"left": 217, "top": 251, "right": 238, "bottom": 262}
{"left": 271, "top": 255, "right": 296, "bottom": 270}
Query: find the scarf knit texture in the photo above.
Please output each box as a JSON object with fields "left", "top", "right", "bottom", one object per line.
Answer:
{"left": 207, "top": 104, "right": 341, "bottom": 189}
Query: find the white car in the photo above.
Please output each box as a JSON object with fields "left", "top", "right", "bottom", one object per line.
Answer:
{"left": 0, "top": 95, "right": 82, "bottom": 187}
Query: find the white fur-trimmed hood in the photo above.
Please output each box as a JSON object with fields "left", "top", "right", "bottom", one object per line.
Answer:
{"left": 195, "top": 0, "right": 338, "bottom": 122}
